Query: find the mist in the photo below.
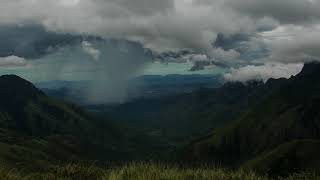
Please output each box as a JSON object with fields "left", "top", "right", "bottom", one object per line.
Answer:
{"left": 82, "top": 40, "right": 151, "bottom": 104}
{"left": 12, "top": 39, "right": 152, "bottom": 104}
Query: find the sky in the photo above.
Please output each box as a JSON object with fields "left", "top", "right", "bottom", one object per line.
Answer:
{"left": 0, "top": 0, "right": 319, "bottom": 102}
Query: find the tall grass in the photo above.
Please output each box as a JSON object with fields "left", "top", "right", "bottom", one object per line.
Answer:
{"left": 104, "top": 162, "right": 266, "bottom": 180}
{"left": 0, "top": 163, "right": 318, "bottom": 180}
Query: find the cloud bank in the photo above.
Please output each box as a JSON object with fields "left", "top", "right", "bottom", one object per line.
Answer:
{"left": 0, "top": 0, "right": 266, "bottom": 60}
{"left": 1, "top": 0, "right": 319, "bottom": 65}
{"left": 224, "top": 63, "right": 304, "bottom": 82}
{"left": 0, "top": 0, "right": 320, "bottom": 100}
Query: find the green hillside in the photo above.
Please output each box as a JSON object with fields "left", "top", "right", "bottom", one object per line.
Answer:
{"left": 243, "top": 140, "right": 320, "bottom": 175}
{"left": 105, "top": 80, "right": 271, "bottom": 141}
{"left": 182, "top": 63, "right": 320, "bottom": 175}
{"left": 0, "top": 75, "right": 128, "bottom": 168}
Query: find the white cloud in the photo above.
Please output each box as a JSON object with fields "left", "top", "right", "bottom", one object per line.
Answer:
{"left": 224, "top": 62, "right": 304, "bottom": 82}
{"left": 82, "top": 41, "right": 100, "bottom": 61}
{"left": 0, "top": 56, "right": 28, "bottom": 67}
{"left": 262, "top": 25, "right": 320, "bottom": 63}
{"left": 180, "top": 54, "right": 210, "bottom": 63}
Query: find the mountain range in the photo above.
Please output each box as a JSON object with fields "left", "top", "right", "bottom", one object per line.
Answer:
{"left": 0, "top": 63, "right": 320, "bottom": 176}
{"left": 37, "top": 74, "right": 222, "bottom": 105}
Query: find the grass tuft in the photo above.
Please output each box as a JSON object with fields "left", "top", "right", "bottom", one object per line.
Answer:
{"left": 0, "top": 163, "right": 318, "bottom": 180}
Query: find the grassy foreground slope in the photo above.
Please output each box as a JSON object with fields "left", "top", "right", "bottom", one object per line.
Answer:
{"left": 0, "top": 163, "right": 319, "bottom": 180}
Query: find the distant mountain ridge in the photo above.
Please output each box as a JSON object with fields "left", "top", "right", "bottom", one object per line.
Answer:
{"left": 37, "top": 74, "right": 222, "bottom": 105}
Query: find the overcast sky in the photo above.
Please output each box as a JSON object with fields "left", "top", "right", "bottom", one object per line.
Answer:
{"left": 0, "top": 0, "right": 319, "bottom": 83}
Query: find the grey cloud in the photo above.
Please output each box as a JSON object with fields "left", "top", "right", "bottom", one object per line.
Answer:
{"left": 110, "top": 0, "right": 174, "bottom": 16}
{"left": 190, "top": 61, "right": 212, "bottom": 71}
{"left": 226, "top": 0, "right": 320, "bottom": 25}
{"left": 212, "top": 33, "right": 268, "bottom": 62}
{"left": 266, "top": 26, "right": 320, "bottom": 63}
{"left": 0, "top": 0, "right": 258, "bottom": 62}
{"left": 193, "top": 0, "right": 320, "bottom": 65}
{"left": 214, "top": 33, "right": 251, "bottom": 51}
{"left": 0, "top": 24, "right": 81, "bottom": 58}
{"left": 255, "top": 17, "right": 280, "bottom": 32}
{"left": 0, "top": 0, "right": 319, "bottom": 84}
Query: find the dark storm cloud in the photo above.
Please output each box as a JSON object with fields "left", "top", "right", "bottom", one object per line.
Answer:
{"left": 0, "top": 25, "right": 81, "bottom": 58}
{"left": 0, "top": 0, "right": 258, "bottom": 61}
{"left": 213, "top": 33, "right": 251, "bottom": 51}
{"left": 0, "top": 0, "right": 320, "bottom": 82}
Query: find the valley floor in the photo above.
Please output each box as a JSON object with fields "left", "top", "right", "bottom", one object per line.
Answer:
{"left": 1, "top": 163, "right": 319, "bottom": 180}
